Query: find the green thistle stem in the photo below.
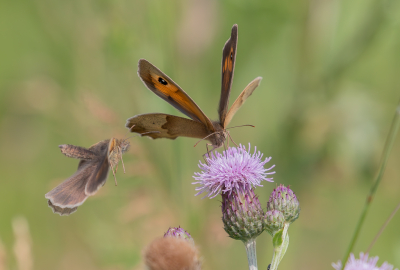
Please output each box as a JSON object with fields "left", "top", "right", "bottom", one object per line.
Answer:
{"left": 243, "top": 238, "right": 258, "bottom": 270}
{"left": 270, "top": 223, "right": 290, "bottom": 270}
{"left": 341, "top": 100, "right": 400, "bottom": 269}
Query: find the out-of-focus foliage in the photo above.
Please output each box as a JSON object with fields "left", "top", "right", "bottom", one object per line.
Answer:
{"left": 1, "top": 0, "right": 400, "bottom": 269}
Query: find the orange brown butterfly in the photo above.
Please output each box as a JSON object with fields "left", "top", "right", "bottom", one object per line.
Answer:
{"left": 45, "top": 129, "right": 157, "bottom": 216}
{"left": 126, "top": 24, "right": 262, "bottom": 154}
{"left": 45, "top": 138, "right": 130, "bottom": 216}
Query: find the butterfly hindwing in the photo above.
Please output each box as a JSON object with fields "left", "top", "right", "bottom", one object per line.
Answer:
{"left": 126, "top": 113, "right": 210, "bottom": 140}
{"left": 48, "top": 200, "right": 78, "bottom": 216}
{"left": 224, "top": 77, "right": 262, "bottom": 127}
{"left": 45, "top": 161, "right": 98, "bottom": 209}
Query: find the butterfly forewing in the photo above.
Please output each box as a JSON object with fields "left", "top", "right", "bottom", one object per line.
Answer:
{"left": 59, "top": 144, "right": 98, "bottom": 160}
{"left": 84, "top": 155, "right": 110, "bottom": 195}
{"left": 219, "top": 24, "right": 238, "bottom": 125}
{"left": 75, "top": 140, "right": 109, "bottom": 169}
{"left": 138, "top": 59, "right": 214, "bottom": 131}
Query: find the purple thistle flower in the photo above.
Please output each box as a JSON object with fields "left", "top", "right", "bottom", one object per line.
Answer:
{"left": 193, "top": 144, "right": 275, "bottom": 198}
{"left": 332, "top": 253, "right": 398, "bottom": 270}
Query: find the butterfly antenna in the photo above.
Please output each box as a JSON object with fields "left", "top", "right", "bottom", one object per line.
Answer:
{"left": 225, "top": 124, "right": 255, "bottom": 130}
{"left": 123, "top": 125, "right": 136, "bottom": 140}
{"left": 194, "top": 131, "right": 221, "bottom": 148}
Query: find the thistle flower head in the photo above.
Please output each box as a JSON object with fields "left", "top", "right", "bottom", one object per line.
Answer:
{"left": 164, "top": 226, "right": 194, "bottom": 244}
{"left": 267, "top": 184, "right": 300, "bottom": 224}
{"left": 332, "top": 253, "right": 398, "bottom": 270}
{"left": 264, "top": 210, "right": 285, "bottom": 236}
{"left": 193, "top": 144, "right": 275, "bottom": 198}
{"left": 221, "top": 187, "right": 265, "bottom": 242}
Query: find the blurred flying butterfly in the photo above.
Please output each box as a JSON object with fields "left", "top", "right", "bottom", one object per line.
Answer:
{"left": 45, "top": 130, "right": 155, "bottom": 216}
{"left": 126, "top": 24, "right": 262, "bottom": 154}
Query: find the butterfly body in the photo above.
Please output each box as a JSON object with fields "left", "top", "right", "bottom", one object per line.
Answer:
{"left": 108, "top": 138, "right": 130, "bottom": 176}
{"left": 126, "top": 24, "right": 262, "bottom": 153}
{"left": 209, "top": 121, "right": 227, "bottom": 149}
{"left": 45, "top": 138, "right": 129, "bottom": 216}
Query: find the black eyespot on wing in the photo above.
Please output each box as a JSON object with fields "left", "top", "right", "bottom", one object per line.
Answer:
{"left": 230, "top": 52, "right": 233, "bottom": 59}
{"left": 158, "top": 77, "right": 168, "bottom": 85}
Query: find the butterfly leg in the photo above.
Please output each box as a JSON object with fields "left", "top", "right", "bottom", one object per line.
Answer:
{"left": 222, "top": 138, "right": 227, "bottom": 151}
{"left": 202, "top": 144, "right": 210, "bottom": 163}
{"left": 121, "top": 157, "right": 126, "bottom": 174}
{"left": 111, "top": 166, "right": 118, "bottom": 186}
{"left": 119, "top": 147, "right": 126, "bottom": 174}
{"left": 202, "top": 143, "right": 215, "bottom": 164}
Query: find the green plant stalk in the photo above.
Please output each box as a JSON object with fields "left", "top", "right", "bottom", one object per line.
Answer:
{"left": 270, "top": 223, "right": 290, "bottom": 270}
{"left": 341, "top": 101, "right": 400, "bottom": 269}
{"left": 243, "top": 238, "right": 258, "bottom": 270}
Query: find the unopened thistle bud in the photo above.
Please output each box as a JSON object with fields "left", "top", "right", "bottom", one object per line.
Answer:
{"left": 267, "top": 184, "right": 300, "bottom": 224}
{"left": 264, "top": 210, "right": 285, "bottom": 236}
{"left": 164, "top": 226, "right": 194, "bottom": 245}
{"left": 222, "top": 187, "right": 265, "bottom": 242}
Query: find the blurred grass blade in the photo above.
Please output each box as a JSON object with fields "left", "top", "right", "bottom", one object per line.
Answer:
{"left": 366, "top": 199, "right": 400, "bottom": 253}
{"left": 341, "top": 99, "right": 400, "bottom": 269}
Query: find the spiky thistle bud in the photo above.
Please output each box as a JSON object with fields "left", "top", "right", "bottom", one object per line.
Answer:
{"left": 164, "top": 226, "right": 194, "bottom": 245}
{"left": 267, "top": 184, "right": 300, "bottom": 224}
{"left": 264, "top": 210, "right": 285, "bottom": 236}
{"left": 222, "top": 187, "right": 265, "bottom": 242}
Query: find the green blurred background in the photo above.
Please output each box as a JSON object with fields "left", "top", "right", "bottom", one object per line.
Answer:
{"left": 1, "top": 0, "right": 400, "bottom": 269}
